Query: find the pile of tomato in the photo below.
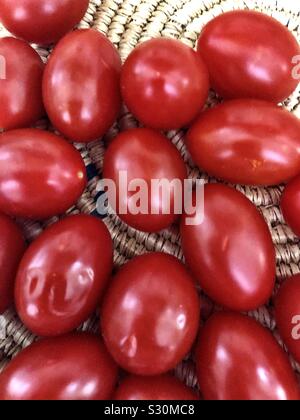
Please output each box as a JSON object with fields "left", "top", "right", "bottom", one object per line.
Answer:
{"left": 0, "top": 0, "right": 300, "bottom": 401}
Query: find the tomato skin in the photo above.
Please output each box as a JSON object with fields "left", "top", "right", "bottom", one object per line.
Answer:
{"left": 281, "top": 176, "right": 300, "bottom": 237}
{"left": 114, "top": 375, "right": 199, "bottom": 400}
{"left": 0, "top": 129, "right": 87, "bottom": 219}
{"left": 43, "top": 29, "right": 121, "bottom": 143}
{"left": 103, "top": 128, "right": 187, "bottom": 233}
{"left": 101, "top": 253, "right": 200, "bottom": 375}
{"left": 0, "top": 333, "right": 118, "bottom": 400}
{"left": 15, "top": 215, "right": 113, "bottom": 337}
{"left": 186, "top": 99, "right": 300, "bottom": 186}
{"left": 0, "top": 0, "right": 89, "bottom": 45}
{"left": 275, "top": 275, "right": 300, "bottom": 365}
{"left": 0, "top": 37, "right": 44, "bottom": 131}
{"left": 196, "top": 312, "right": 300, "bottom": 400}
{"left": 197, "top": 10, "right": 300, "bottom": 103}
{"left": 181, "top": 184, "right": 276, "bottom": 311}
{"left": 121, "top": 38, "right": 209, "bottom": 130}
{"left": 0, "top": 214, "right": 26, "bottom": 313}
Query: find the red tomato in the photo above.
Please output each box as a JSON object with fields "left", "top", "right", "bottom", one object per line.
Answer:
{"left": 0, "top": 333, "right": 118, "bottom": 400}
{"left": 181, "top": 184, "right": 276, "bottom": 311}
{"left": 0, "top": 37, "right": 44, "bottom": 131}
{"left": 186, "top": 99, "right": 300, "bottom": 186}
{"left": 15, "top": 215, "right": 113, "bottom": 337}
{"left": 0, "top": 0, "right": 89, "bottom": 45}
{"left": 281, "top": 175, "right": 300, "bottom": 237}
{"left": 114, "top": 374, "right": 199, "bottom": 400}
{"left": 275, "top": 275, "right": 300, "bottom": 365}
{"left": 121, "top": 38, "right": 209, "bottom": 130}
{"left": 43, "top": 29, "right": 121, "bottom": 143}
{"left": 196, "top": 312, "right": 300, "bottom": 400}
{"left": 197, "top": 10, "right": 300, "bottom": 103}
{"left": 0, "top": 129, "right": 87, "bottom": 219}
{"left": 103, "top": 128, "right": 187, "bottom": 232}
{"left": 101, "top": 253, "right": 200, "bottom": 375}
{"left": 0, "top": 214, "right": 26, "bottom": 313}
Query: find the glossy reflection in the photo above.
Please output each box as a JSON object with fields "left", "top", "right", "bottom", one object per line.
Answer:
{"left": 186, "top": 99, "right": 300, "bottom": 186}
{"left": 197, "top": 10, "right": 300, "bottom": 102}
{"left": 0, "top": 0, "right": 89, "bottom": 45}
{"left": 0, "top": 333, "right": 118, "bottom": 400}
{"left": 101, "top": 253, "right": 200, "bottom": 375}
{"left": 0, "top": 129, "right": 87, "bottom": 219}
{"left": 196, "top": 312, "right": 300, "bottom": 400}
{"left": 181, "top": 184, "right": 276, "bottom": 311}
{"left": 15, "top": 215, "right": 113, "bottom": 336}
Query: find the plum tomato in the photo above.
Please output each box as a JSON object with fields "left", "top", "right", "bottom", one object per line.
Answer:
{"left": 101, "top": 253, "right": 200, "bottom": 375}
{"left": 281, "top": 175, "right": 300, "bottom": 237}
{"left": 15, "top": 215, "right": 113, "bottom": 337}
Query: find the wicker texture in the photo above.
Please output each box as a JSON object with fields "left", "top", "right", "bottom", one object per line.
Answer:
{"left": 1, "top": 0, "right": 300, "bottom": 390}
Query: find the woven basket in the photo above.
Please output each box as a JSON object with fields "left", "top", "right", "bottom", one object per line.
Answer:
{"left": 1, "top": 0, "right": 300, "bottom": 393}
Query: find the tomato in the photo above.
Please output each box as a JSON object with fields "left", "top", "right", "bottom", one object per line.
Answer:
{"left": 15, "top": 215, "right": 113, "bottom": 337}
{"left": 103, "top": 128, "right": 187, "bottom": 232}
{"left": 275, "top": 275, "right": 300, "bottom": 365}
{"left": 196, "top": 312, "right": 300, "bottom": 400}
{"left": 0, "top": 214, "right": 26, "bottom": 313}
{"left": 121, "top": 38, "right": 209, "bottom": 130}
{"left": 181, "top": 184, "right": 276, "bottom": 311}
{"left": 0, "top": 129, "right": 87, "bottom": 219}
{"left": 43, "top": 29, "right": 121, "bottom": 143}
{"left": 281, "top": 175, "right": 300, "bottom": 237}
{"left": 114, "top": 374, "right": 199, "bottom": 400}
{"left": 0, "top": 37, "right": 44, "bottom": 131}
{"left": 0, "top": 333, "right": 118, "bottom": 400}
{"left": 186, "top": 99, "right": 300, "bottom": 186}
{"left": 0, "top": 0, "right": 89, "bottom": 45}
{"left": 101, "top": 253, "right": 200, "bottom": 375}
{"left": 197, "top": 10, "right": 300, "bottom": 103}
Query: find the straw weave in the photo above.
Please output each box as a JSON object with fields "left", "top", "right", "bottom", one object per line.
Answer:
{"left": 1, "top": 0, "right": 300, "bottom": 390}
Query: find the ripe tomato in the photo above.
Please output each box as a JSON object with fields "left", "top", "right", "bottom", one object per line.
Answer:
{"left": 197, "top": 10, "right": 300, "bottom": 103}
{"left": 114, "top": 374, "right": 199, "bottom": 400}
{"left": 0, "top": 214, "right": 26, "bottom": 313}
{"left": 0, "top": 0, "right": 89, "bottom": 45}
{"left": 0, "top": 333, "right": 118, "bottom": 400}
{"left": 43, "top": 29, "right": 121, "bottom": 143}
{"left": 186, "top": 99, "right": 300, "bottom": 186}
{"left": 196, "top": 312, "right": 300, "bottom": 400}
{"left": 275, "top": 275, "right": 300, "bottom": 365}
{"left": 101, "top": 253, "right": 200, "bottom": 375}
{"left": 0, "top": 129, "right": 87, "bottom": 219}
{"left": 281, "top": 175, "right": 300, "bottom": 237}
{"left": 121, "top": 38, "right": 209, "bottom": 130}
{"left": 103, "top": 128, "right": 187, "bottom": 232}
{"left": 15, "top": 215, "right": 113, "bottom": 337}
{"left": 0, "top": 37, "right": 44, "bottom": 131}
{"left": 181, "top": 184, "right": 276, "bottom": 311}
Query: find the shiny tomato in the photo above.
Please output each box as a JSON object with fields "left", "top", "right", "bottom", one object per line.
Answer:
{"left": 114, "top": 374, "right": 199, "bottom": 400}
{"left": 0, "top": 214, "right": 26, "bottom": 313}
{"left": 181, "top": 184, "right": 276, "bottom": 311}
{"left": 0, "top": 129, "right": 87, "bottom": 219}
{"left": 43, "top": 29, "right": 121, "bottom": 143}
{"left": 0, "top": 0, "right": 89, "bottom": 45}
{"left": 275, "top": 275, "right": 300, "bottom": 365}
{"left": 196, "top": 312, "right": 300, "bottom": 400}
{"left": 197, "top": 10, "right": 300, "bottom": 102}
{"left": 281, "top": 175, "right": 300, "bottom": 237}
{"left": 121, "top": 38, "right": 209, "bottom": 130}
{"left": 0, "top": 333, "right": 118, "bottom": 400}
{"left": 186, "top": 99, "right": 300, "bottom": 186}
{"left": 15, "top": 215, "right": 113, "bottom": 337}
{"left": 0, "top": 37, "right": 44, "bottom": 131}
{"left": 103, "top": 128, "right": 187, "bottom": 232}
{"left": 101, "top": 253, "right": 200, "bottom": 375}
